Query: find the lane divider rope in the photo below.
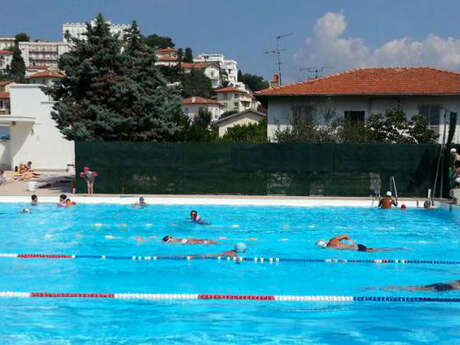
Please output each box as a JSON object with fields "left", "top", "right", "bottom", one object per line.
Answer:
{"left": 0, "top": 291, "right": 459, "bottom": 303}
{"left": 1, "top": 253, "right": 460, "bottom": 265}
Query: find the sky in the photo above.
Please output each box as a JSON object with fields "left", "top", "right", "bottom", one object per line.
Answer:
{"left": 2, "top": 0, "right": 460, "bottom": 83}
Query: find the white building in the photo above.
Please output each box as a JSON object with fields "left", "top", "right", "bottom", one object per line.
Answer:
{"left": 215, "top": 110, "right": 266, "bottom": 137}
{"left": 19, "top": 41, "right": 70, "bottom": 68}
{"left": 0, "top": 37, "right": 15, "bottom": 50}
{"left": 63, "top": 19, "right": 130, "bottom": 42}
{"left": 182, "top": 62, "right": 221, "bottom": 88}
{"left": 155, "top": 47, "right": 179, "bottom": 67}
{"left": 182, "top": 96, "right": 223, "bottom": 122}
{"left": 0, "top": 49, "right": 13, "bottom": 70}
{"left": 256, "top": 67, "right": 460, "bottom": 143}
{"left": 215, "top": 86, "right": 259, "bottom": 113}
{"left": 194, "top": 53, "right": 239, "bottom": 86}
{"left": 0, "top": 84, "right": 74, "bottom": 170}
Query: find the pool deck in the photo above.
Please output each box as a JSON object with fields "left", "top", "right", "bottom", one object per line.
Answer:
{"left": 0, "top": 193, "right": 452, "bottom": 208}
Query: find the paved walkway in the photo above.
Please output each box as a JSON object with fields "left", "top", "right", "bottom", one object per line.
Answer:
{"left": 0, "top": 170, "right": 73, "bottom": 195}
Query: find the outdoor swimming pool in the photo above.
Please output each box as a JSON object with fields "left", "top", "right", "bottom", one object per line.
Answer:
{"left": 1, "top": 199, "right": 460, "bottom": 345}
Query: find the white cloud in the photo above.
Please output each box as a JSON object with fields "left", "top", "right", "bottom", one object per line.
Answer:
{"left": 294, "top": 12, "right": 460, "bottom": 75}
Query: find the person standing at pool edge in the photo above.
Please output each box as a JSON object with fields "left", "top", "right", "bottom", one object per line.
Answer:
{"left": 80, "top": 166, "right": 97, "bottom": 194}
{"left": 190, "top": 210, "right": 209, "bottom": 225}
{"left": 378, "top": 191, "right": 397, "bottom": 209}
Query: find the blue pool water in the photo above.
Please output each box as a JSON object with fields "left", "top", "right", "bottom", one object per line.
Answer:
{"left": 1, "top": 202, "right": 460, "bottom": 344}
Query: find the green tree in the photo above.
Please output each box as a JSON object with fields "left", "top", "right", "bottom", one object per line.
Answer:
{"left": 46, "top": 14, "right": 185, "bottom": 142}
{"left": 238, "top": 71, "right": 269, "bottom": 91}
{"left": 179, "top": 68, "right": 213, "bottom": 98}
{"left": 220, "top": 118, "right": 267, "bottom": 143}
{"left": 183, "top": 108, "right": 217, "bottom": 142}
{"left": 8, "top": 46, "right": 25, "bottom": 82}
{"left": 14, "top": 32, "right": 30, "bottom": 43}
{"left": 142, "top": 34, "right": 174, "bottom": 49}
{"left": 183, "top": 47, "right": 193, "bottom": 63}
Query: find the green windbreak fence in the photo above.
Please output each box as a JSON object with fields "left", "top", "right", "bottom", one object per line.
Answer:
{"left": 75, "top": 142, "right": 440, "bottom": 197}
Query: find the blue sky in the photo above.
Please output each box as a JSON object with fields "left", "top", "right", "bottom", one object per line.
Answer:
{"left": 2, "top": 0, "right": 460, "bottom": 83}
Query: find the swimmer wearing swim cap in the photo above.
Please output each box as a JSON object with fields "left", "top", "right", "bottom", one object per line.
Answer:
{"left": 162, "top": 235, "right": 217, "bottom": 244}
{"left": 316, "top": 234, "right": 404, "bottom": 252}
{"left": 133, "top": 197, "right": 147, "bottom": 208}
{"left": 378, "top": 191, "right": 398, "bottom": 209}
{"left": 190, "top": 242, "right": 248, "bottom": 258}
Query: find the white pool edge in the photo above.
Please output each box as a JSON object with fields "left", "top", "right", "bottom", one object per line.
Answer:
{"left": 0, "top": 195, "right": 444, "bottom": 208}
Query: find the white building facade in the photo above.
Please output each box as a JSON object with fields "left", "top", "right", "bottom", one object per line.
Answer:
{"left": 19, "top": 41, "right": 70, "bottom": 68}
{"left": 0, "top": 37, "right": 15, "bottom": 50}
{"left": 194, "top": 53, "right": 239, "bottom": 86}
{"left": 63, "top": 20, "right": 130, "bottom": 42}
{"left": 215, "top": 86, "right": 259, "bottom": 113}
{"left": 0, "top": 50, "right": 13, "bottom": 70}
{"left": 256, "top": 67, "right": 460, "bottom": 144}
{"left": 0, "top": 84, "right": 74, "bottom": 170}
{"left": 182, "top": 97, "right": 223, "bottom": 122}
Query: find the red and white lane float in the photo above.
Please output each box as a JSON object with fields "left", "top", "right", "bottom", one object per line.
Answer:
{"left": 0, "top": 292, "right": 458, "bottom": 303}
{"left": 0, "top": 253, "right": 459, "bottom": 265}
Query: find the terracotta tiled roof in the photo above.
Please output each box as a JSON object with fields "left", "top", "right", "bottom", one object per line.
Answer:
{"left": 214, "top": 86, "right": 248, "bottom": 94}
{"left": 0, "top": 50, "right": 12, "bottom": 54}
{"left": 157, "top": 56, "right": 178, "bottom": 62}
{"left": 0, "top": 92, "right": 9, "bottom": 99}
{"left": 182, "top": 97, "right": 222, "bottom": 105}
{"left": 256, "top": 67, "right": 460, "bottom": 97}
{"left": 156, "top": 47, "right": 176, "bottom": 53}
{"left": 29, "top": 72, "right": 64, "bottom": 79}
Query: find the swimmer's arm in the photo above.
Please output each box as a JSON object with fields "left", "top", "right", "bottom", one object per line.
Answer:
{"left": 332, "top": 235, "right": 351, "bottom": 241}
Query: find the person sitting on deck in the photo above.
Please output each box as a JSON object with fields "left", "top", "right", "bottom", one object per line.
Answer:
{"left": 0, "top": 170, "right": 6, "bottom": 185}
{"left": 20, "top": 162, "right": 40, "bottom": 180}
{"left": 378, "top": 191, "right": 398, "bottom": 209}
{"left": 190, "top": 210, "right": 209, "bottom": 225}
{"left": 162, "top": 235, "right": 218, "bottom": 244}
{"left": 315, "top": 234, "right": 403, "bottom": 252}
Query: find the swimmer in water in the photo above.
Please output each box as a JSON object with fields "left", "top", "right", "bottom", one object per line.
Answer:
{"left": 423, "top": 200, "right": 435, "bottom": 209}
{"left": 200, "top": 242, "right": 248, "bottom": 258}
{"left": 31, "top": 194, "right": 38, "bottom": 206}
{"left": 58, "top": 194, "right": 67, "bottom": 207}
{"left": 316, "top": 234, "right": 404, "bottom": 252}
{"left": 190, "top": 210, "right": 210, "bottom": 225}
{"left": 162, "top": 235, "right": 218, "bottom": 244}
{"left": 383, "top": 279, "right": 460, "bottom": 292}
{"left": 20, "top": 208, "right": 31, "bottom": 214}
{"left": 133, "top": 196, "right": 147, "bottom": 208}
{"left": 378, "top": 191, "right": 398, "bottom": 209}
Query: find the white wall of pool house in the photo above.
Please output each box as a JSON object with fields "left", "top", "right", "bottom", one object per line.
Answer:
{"left": 0, "top": 84, "right": 74, "bottom": 170}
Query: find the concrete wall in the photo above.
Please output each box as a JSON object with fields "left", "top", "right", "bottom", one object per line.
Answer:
{"left": 8, "top": 84, "right": 75, "bottom": 170}
{"left": 266, "top": 95, "right": 460, "bottom": 143}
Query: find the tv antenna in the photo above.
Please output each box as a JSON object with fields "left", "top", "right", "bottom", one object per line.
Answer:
{"left": 264, "top": 32, "right": 293, "bottom": 86}
{"left": 299, "top": 66, "right": 334, "bottom": 79}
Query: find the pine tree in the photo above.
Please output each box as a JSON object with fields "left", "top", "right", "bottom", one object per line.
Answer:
{"left": 46, "top": 14, "right": 185, "bottom": 142}
{"left": 8, "top": 47, "right": 25, "bottom": 82}
{"left": 183, "top": 47, "right": 193, "bottom": 63}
